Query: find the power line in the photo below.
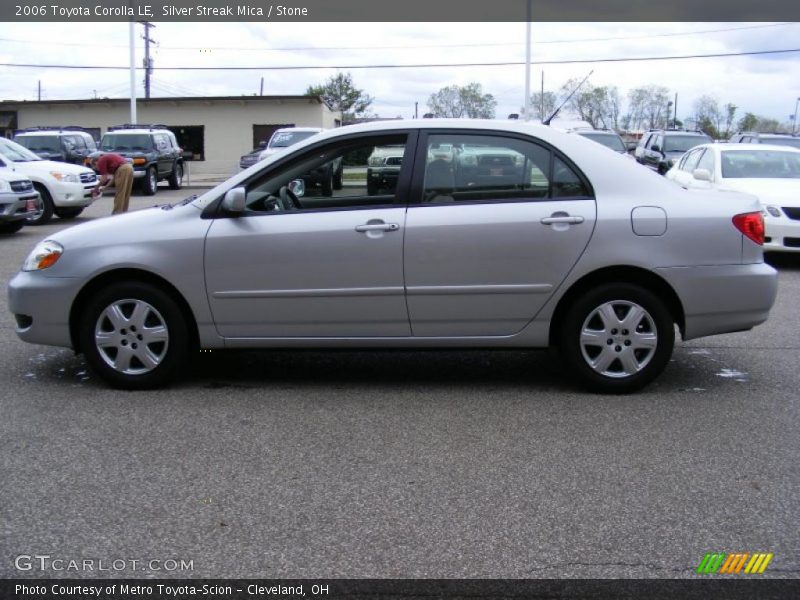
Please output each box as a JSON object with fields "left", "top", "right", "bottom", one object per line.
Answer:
{"left": 2, "top": 47, "right": 799, "bottom": 71}
{"left": 0, "top": 22, "right": 794, "bottom": 52}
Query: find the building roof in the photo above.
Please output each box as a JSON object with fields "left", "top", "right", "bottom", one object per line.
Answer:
{"left": 0, "top": 95, "right": 330, "bottom": 108}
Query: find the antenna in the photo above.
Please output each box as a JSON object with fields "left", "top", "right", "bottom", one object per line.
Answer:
{"left": 543, "top": 70, "right": 593, "bottom": 126}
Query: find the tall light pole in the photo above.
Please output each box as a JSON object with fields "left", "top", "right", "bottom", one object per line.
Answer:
{"left": 523, "top": 0, "right": 532, "bottom": 120}
{"left": 129, "top": 21, "right": 137, "bottom": 123}
{"left": 793, "top": 97, "right": 800, "bottom": 135}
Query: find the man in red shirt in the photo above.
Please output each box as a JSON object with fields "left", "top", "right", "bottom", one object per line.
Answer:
{"left": 89, "top": 152, "right": 134, "bottom": 214}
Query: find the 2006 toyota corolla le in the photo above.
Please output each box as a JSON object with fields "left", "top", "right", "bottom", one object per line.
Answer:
{"left": 8, "top": 120, "right": 778, "bottom": 393}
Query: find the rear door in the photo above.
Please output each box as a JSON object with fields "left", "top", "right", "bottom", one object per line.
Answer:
{"left": 403, "top": 130, "right": 596, "bottom": 337}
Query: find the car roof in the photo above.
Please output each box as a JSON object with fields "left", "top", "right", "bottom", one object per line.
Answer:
{"left": 274, "top": 127, "right": 324, "bottom": 134}
{"left": 16, "top": 129, "right": 91, "bottom": 136}
{"left": 695, "top": 142, "right": 800, "bottom": 153}
{"left": 104, "top": 128, "right": 174, "bottom": 135}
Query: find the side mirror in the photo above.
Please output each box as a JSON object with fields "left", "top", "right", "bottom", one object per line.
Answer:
{"left": 693, "top": 168, "right": 712, "bottom": 182}
{"left": 288, "top": 178, "right": 305, "bottom": 197}
{"left": 222, "top": 186, "right": 246, "bottom": 214}
{"left": 651, "top": 144, "right": 661, "bottom": 153}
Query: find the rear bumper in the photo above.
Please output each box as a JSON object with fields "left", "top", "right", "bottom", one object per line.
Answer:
{"left": 764, "top": 218, "right": 800, "bottom": 252}
{"left": 655, "top": 262, "right": 778, "bottom": 340}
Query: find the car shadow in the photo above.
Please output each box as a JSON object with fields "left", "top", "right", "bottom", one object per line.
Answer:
{"left": 765, "top": 252, "right": 800, "bottom": 271}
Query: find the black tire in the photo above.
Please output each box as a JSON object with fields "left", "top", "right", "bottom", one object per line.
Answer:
{"left": 558, "top": 283, "right": 674, "bottom": 394}
{"left": 140, "top": 166, "right": 158, "bottom": 196}
{"left": 367, "top": 180, "right": 378, "bottom": 196}
{"left": 0, "top": 220, "right": 25, "bottom": 234}
{"left": 27, "top": 183, "right": 54, "bottom": 226}
{"left": 321, "top": 167, "right": 334, "bottom": 197}
{"left": 54, "top": 207, "right": 84, "bottom": 220}
{"left": 79, "top": 282, "right": 191, "bottom": 390}
{"left": 168, "top": 162, "right": 183, "bottom": 190}
{"left": 333, "top": 164, "right": 343, "bottom": 190}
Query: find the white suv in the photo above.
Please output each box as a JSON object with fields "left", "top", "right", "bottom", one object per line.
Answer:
{"left": 0, "top": 137, "right": 97, "bottom": 225}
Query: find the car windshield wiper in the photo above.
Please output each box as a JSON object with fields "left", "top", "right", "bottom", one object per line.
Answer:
{"left": 180, "top": 194, "right": 198, "bottom": 205}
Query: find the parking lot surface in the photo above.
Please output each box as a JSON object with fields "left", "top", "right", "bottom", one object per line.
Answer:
{"left": 1, "top": 187, "right": 798, "bottom": 578}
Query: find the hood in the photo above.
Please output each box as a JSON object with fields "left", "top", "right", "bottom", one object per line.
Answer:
{"left": 718, "top": 178, "right": 800, "bottom": 206}
{"left": 0, "top": 167, "right": 32, "bottom": 184}
{"left": 7, "top": 159, "right": 94, "bottom": 176}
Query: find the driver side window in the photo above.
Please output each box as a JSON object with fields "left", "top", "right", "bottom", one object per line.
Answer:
{"left": 243, "top": 134, "right": 408, "bottom": 213}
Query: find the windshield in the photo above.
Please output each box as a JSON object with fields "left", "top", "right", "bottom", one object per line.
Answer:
{"left": 721, "top": 150, "right": 800, "bottom": 179}
{"left": 101, "top": 133, "right": 153, "bottom": 151}
{"left": 0, "top": 137, "right": 44, "bottom": 161}
{"left": 663, "top": 135, "right": 712, "bottom": 153}
{"left": 15, "top": 135, "right": 62, "bottom": 153}
{"left": 578, "top": 132, "right": 626, "bottom": 152}
{"left": 761, "top": 137, "right": 800, "bottom": 150}
{"left": 269, "top": 131, "right": 318, "bottom": 148}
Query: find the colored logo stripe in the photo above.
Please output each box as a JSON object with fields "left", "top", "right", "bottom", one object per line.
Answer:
{"left": 697, "top": 552, "right": 773, "bottom": 574}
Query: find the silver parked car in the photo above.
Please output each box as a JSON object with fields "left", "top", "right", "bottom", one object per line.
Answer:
{"left": 8, "top": 120, "right": 778, "bottom": 392}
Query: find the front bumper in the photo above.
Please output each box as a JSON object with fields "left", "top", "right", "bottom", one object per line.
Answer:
{"left": 764, "top": 217, "right": 800, "bottom": 252}
{"left": 655, "top": 262, "right": 778, "bottom": 340}
{"left": 50, "top": 180, "right": 95, "bottom": 207}
{"left": 8, "top": 270, "right": 83, "bottom": 348}
{"left": 0, "top": 191, "right": 39, "bottom": 222}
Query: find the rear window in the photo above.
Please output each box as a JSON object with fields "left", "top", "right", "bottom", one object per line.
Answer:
{"left": 269, "top": 131, "right": 318, "bottom": 148}
{"left": 577, "top": 132, "right": 626, "bottom": 153}
{"left": 663, "top": 135, "right": 712, "bottom": 153}
{"left": 720, "top": 150, "right": 800, "bottom": 179}
{"left": 760, "top": 137, "right": 800, "bottom": 150}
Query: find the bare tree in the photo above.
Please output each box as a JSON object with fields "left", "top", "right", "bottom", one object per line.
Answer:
{"left": 428, "top": 83, "right": 497, "bottom": 119}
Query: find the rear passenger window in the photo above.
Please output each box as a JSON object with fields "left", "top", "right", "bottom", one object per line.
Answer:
{"left": 422, "top": 134, "right": 590, "bottom": 204}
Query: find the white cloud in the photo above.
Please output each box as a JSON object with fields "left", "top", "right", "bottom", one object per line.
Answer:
{"left": 1, "top": 21, "right": 799, "bottom": 124}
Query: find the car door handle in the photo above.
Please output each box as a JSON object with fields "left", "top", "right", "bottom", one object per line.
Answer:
{"left": 540, "top": 215, "right": 584, "bottom": 225}
{"left": 355, "top": 223, "right": 399, "bottom": 232}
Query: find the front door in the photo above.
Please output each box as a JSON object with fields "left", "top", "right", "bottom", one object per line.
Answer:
{"left": 204, "top": 132, "right": 416, "bottom": 338}
{"left": 403, "top": 131, "right": 596, "bottom": 337}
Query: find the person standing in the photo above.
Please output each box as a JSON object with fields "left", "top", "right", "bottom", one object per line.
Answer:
{"left": 89, "top": 151, "right": 134, "bottom": 214}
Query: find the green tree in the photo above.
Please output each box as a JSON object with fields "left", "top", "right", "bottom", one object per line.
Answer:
{"left": 723, "top": 103, "right": 737, "bottom": 138}
{"left": 306, "top": 72, "right": 374, "bottom": 122}
{"left": 738, "top": 112, "right": 758, "bottom": 132}
{"left": 428, "top": 83, "right": 497, "bottom": 119}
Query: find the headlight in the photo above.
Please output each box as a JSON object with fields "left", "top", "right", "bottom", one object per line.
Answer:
{"left": 22, "top": 240, "right": 64, "bottom": 271}
{"left": 0, "top": 179, "right": 10, "bottom": 192}
{"left": 764, "top": 205, "right": 782, "bottom": 218}
{"left": 368, "top": 157, "right": 384, "bottom": 167}
{"left": 49, "top": 171, "right": 78, "bottom": 183}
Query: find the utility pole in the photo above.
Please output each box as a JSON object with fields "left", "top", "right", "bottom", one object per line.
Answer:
{"left": 129, "top": 21, "right": 137, "bottom": 122}
{"left": 37, "top": 80, "right": 41, "bottom": 101}
{"left": 793, "top": 97, "right": 800, "bottom": 135}
{"left": 523, "top": 0, "right": 532, "bottom": 120}
{"left": 673, "top": 93, "right": 678, "bottom": 129}
{"left": 415, "top": 102, "right": 418, "bottom": 119}
{"left": 540, "top": 71, "right": 544, "bottom": 122}
{"left": 259, "top": 77, "right": 264, "bottom": 96}
{"left": 139, "top": 21, "right": 156, "bottom": 99}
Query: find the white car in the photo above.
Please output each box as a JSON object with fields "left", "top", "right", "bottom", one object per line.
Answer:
{"left": 0, "top": 137, "right": 98, "bottom": 225}
{"left": 0, "top": 170, "right": 39, "bottom": 234}
{"left": 239, "top": 127, "right": 324, "bottom": 170}
{"left": 666, "top": 143, "right": 800, "bottom": 252}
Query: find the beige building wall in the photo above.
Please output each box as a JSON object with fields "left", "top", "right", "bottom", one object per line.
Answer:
{"left": 3, "top": 97, "right": 340, "bottom": 175}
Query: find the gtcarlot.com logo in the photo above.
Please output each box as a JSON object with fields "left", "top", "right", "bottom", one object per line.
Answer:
{"left": 697, "top": 552, "right": 773, "bottom": 574}
{"left": 14, "top": 554, "right": 193, "bottom": 573}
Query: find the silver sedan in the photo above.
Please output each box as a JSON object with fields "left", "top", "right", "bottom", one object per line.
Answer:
{"left": 8, "top": 120, "right": 778, "bottom": 393}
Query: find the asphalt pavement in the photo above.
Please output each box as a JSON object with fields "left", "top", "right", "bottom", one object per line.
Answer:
{"left": 0, "top": 186, "right": 798, "bottom": 579}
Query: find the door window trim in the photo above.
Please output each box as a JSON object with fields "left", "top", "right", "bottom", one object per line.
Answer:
{"left": 204, "top": 129, "right": 419, "bottom": 219}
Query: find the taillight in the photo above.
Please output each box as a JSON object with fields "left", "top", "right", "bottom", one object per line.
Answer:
{"left": 732, "top": 212, "right": 765, "bottom": 245}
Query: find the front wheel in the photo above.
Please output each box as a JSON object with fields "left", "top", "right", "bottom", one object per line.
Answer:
{"left": 558, "top": 283, "right": 674, "bottom": 394}
{"left": 140, "top": 166, "right": 158, "bottom": 196}
{"left": 79, "top": 282, "right": 190, "bottom": 389}
{"left": 27, "top": 184, "right": 54, "bottom": 225}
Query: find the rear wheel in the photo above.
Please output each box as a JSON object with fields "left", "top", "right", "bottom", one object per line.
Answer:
{"left": 0, "top": 220, "right": 25, "bottom": 234}
{"left": 27, "top": 184, "right": 54, "bottom": 226}
{"left": 79, "top": 282, "right": 190, "bottom": 389}
{"left": 140, "top": 166, "right": 158, "bottom": 196}
{"left": 558, "top": 283, "right": 674, "bottom": 394}
{"left": 333, "top": 164, "right": 343, "bottom": 190}
{"left": 321, "top": 167, "right": 334, "bottom": 197}
{"left": 168, "top": 162, "right": 183, "bottom": 190}
{"left": 54, "top": 207, "right": 84, "bottom": 220}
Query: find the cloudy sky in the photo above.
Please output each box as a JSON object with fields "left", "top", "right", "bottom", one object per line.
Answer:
{"left": 1, "top": 21, "right": 799, "bottom": 124}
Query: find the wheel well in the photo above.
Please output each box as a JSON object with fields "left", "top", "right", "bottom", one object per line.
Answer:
{"left": 69, "top": 269, "right": 200, "bottom": 353}
{"left": 548, "top": 266, "right": 685, "bottom": 346}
